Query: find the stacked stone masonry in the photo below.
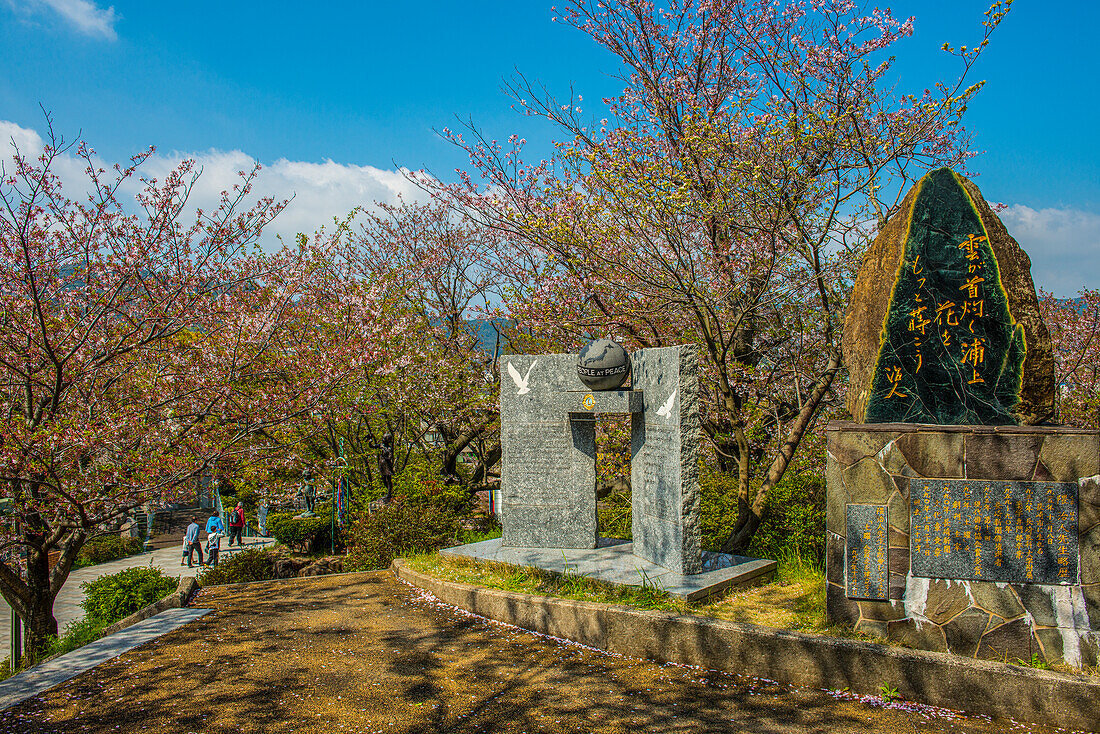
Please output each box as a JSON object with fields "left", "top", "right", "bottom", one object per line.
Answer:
{"left": 826, "top": 421, "right": 1100, "bottom": 667}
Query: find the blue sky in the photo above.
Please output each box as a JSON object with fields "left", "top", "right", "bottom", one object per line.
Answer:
{"left": 1, "top": 0, "right": 1098, "bottom": 295}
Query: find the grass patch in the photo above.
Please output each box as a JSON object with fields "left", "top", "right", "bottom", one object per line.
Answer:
{"left": 460, "top": 527, "right": 502, "bottom": 545}
{"left": 406, "top": 547, "right": 877, "bottom": 641}
{"left": 406, "top": 554, "right": 687, "bottom": 613}
{"left": 692, "top": 548, "right": 828, "bottom": 631}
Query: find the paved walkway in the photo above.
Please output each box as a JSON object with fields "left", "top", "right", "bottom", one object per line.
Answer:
{"left": 0, "top": 608, "right": 211, "bottom": 711}
{"left": 0, "top": 572, "right": 1068, "bottom": 734}
{"left": 0, "top": 536, "right": 274, "bottom": 657}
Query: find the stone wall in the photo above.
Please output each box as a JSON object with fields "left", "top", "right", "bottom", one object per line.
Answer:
{"left": 826, "top": 421, "right": 1100, "bottom": 667}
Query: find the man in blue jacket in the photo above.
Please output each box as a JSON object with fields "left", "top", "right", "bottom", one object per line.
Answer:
{"left": 185, "top": 517, "right": 203, "bottom": 568}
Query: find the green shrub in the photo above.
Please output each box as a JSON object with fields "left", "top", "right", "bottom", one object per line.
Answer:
{"left": 699, "top": 465, "right": 740, "bottom": 552}
{"left": 388, "top": 457, "right": 470, "bottom": 514}
{"left": 80, "top": 567, "right": 177, "bottom": 625}
{"left": 266, "top": 512, "right": 334, "bottom": 552}
{"left": 344, "top": 500, "right": 462, "bottom": 571}
{"left": 748, "top": 471, "right": 825, "bottom": 563}
{"left": 700, "top": 464, "right": 825, "bottom": 562}
{"left": 593, "top": 464, "right": 824, "bottom": 562}
{"left": 48, "top": 617, "right": 107, "bottom": 658}
{"left": 198, "top": 548, "right": 276, "bottom": 585}
{"left": 75, "top": 535, "right": 144, "bottom": 568}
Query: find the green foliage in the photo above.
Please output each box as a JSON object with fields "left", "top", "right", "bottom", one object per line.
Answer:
{"left": 878, "top": 683, "right": 901, "bottom": 702}
{"left": 198, "top": 549, "right": 276, "bottom": 585}
{"left": 266, "top": 511, "right": 337, "bottom": 553}
{"left": 597, "top": 464, "right": 824, "bottom": 563}
{"left": 746, "top": 472, "right": 826, "bottom": 564}
{"left": 597, "top": 490, "right": 632, "bottom": 539}
{"left": 461, "top": 527, "right": 502, "bottom": 545}
{"left": 1016, "top": 653, "right": 1051, "bottom": 670}
{"left": 388, "top": 456, "right": 469, "bottom": 513}
{"left": 699, "top": 465, "right": 740, "bottom": 552}
{"left": 80, "top": 567, "right": 177, "bottom": 625}
{"left": 48, "top": 617, "right": 106, "bottom": 658}
{"left": 75, "top": 535, "right": 144, "bottom": 568}
{"left": 344, "top": 500, "right": 462, "bottom": 571}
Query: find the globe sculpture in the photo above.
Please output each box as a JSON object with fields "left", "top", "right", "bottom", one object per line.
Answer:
{"left": 577, "top": 338, "right": 631, "bottom": 390}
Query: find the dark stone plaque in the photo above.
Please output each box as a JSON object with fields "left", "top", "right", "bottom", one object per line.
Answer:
{"left": 910, "top": 478, "right": 1078, "bottom": 584}
{"left": 846, "top": 504, "right": 889, "bottom": 600}
{"left": 860, "top": 168, "right": 1026, "bottom": 425}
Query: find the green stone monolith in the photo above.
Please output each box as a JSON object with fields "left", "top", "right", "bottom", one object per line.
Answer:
{"left": 843, "top": 167, "right": 1054, "bottom": 425}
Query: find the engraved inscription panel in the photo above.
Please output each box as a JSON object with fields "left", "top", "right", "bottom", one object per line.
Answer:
{"left": 637, "top": 429, "right": 675, "bottom": 518}
{"left": 846, "top": 504, "right": 889, "bottom": 600}
{"left": 910, "top": 478, "right": 1078, "bottom": 584}
{"left": 502, "top": 424, "right": 571, "bottom": 505}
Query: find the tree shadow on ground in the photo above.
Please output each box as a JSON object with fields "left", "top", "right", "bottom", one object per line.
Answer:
{"left": 0, "top": 571, "right": 1041, "bottom": 734}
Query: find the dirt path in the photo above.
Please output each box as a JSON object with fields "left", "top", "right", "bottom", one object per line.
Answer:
{"left": 0, "top": 572, "right": 1069, "bottom": 734}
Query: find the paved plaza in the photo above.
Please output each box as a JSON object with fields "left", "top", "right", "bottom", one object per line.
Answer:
{"left": 0, "top": 572, "right": 1070, "bottom": 734}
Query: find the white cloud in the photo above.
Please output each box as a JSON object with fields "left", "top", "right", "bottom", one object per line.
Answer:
{"left": 128, "top": 149, "right": 429, "bottom": 247}
{"left": 0, "top": 119, "right": 429, "bottom": 250}
{"left": 7, "top": 0, "right": 119, "bottom": 40}
{"left": 999, "top": 204, "right": 1100, "bottom": 297}
{"left": 0, "top": 120, "right": 44, "bottom": 155}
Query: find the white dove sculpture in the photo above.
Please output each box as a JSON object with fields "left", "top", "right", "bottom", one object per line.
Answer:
{"left": 656, "top": 389, "right": 678, "bottom": 418}
{"left": 506, "top": 359, "right": 538, "bottom": 395}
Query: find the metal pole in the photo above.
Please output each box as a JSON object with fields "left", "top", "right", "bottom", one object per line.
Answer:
{"left": 9, "top": 608, "right": 20, "bottom": 672}
{"left": 10, "top": 517, "right": 22, "bottom": 672}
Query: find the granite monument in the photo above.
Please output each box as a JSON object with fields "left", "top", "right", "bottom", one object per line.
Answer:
{"left": 828, "top": 168, "right": 1098, "bottom": 667}
{"left": 444, "top": 342, "right": 775, "bottom": 600}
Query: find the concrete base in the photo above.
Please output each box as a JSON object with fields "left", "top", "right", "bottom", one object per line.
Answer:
{"left": 441, "top": 538, "right": 775, "bottom": 602}
{"left": 395, "top": 559, "right": 1100, "bottom": 732}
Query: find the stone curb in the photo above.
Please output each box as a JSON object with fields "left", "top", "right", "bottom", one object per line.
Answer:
{"left": 392, "top": 559, "right": 1100, "bottom": 732}
{"left": 101, "top": 576, "right": 198, "bottom": 637}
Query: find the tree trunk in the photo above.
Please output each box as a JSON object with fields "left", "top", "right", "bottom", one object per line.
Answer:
{"left": 468, "top": 441, "right": 502, "bottom": 499}
{"left": 21, "top": 539, "right": 58, "bottom": 662}
{"left": 23, "top": 599, "right": 59, "bottom": 662}
{"left": 440, "top": 412, "right": 497, "bottom": 484}
{"left": 720, "top": 354, "right": 841, "bottom": 555}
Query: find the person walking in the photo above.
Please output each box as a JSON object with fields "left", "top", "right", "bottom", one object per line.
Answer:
{"left": 227, "top": 502, "right": 245, "bottom": 547}
{"left": 185, "top": 516, "right": 203, "bottom": 568}
{"left": 205, "top": 510, "right": 225, "bottom": 567}
{"left": 206, "top": 510, "right": 225, "bottom": 537}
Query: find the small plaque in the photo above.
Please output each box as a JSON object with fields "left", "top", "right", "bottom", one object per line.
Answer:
{"left": 846, "top": 504, "right": 889, "bottom": 600}
{"left": 910, "top": 479, "right": 1078, "bottom": 584}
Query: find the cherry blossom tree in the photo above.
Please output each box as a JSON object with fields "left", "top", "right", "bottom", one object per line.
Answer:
{"left": 258, "top": 198, "right": 506, "bottom": 511}
{"left": 0, "top": 123, "right": 365, "bottom": 657}
{"left": 1040, "top": 289, "right": 1100, "bottom": 428}
{"left": 424, "top": 0, "right": 1011, "bottom": 552}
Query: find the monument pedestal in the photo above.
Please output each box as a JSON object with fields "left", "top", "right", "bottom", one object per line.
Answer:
{"left": 442, "top": 537, "right": 775, "bottom": 602}
{"left": 826, "top": 421, "right": 1100, "bottom": 667}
